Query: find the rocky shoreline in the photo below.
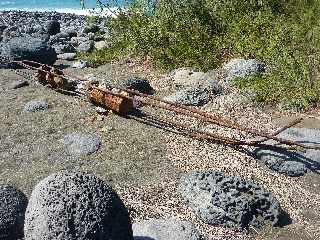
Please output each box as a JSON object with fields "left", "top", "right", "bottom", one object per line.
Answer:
{"left": 0, "top": 10, "right": 108, "bottom": 63}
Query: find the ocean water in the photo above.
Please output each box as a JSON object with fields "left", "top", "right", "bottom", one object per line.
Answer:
{"left": 0, "top": 0, "right": 125, "bottom": 14}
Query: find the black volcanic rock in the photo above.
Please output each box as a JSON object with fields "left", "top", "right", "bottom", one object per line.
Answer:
{"left": 0, "top": 184, "right": 28, "bottom": 240}
{"left": 45, "top": 20, "right": 61, "bottom": 35}
{"left": 24, "top": 170, "right": 134, "bottom": 240}
{"left": 179, "top": 171, "right": 286, "bottom": 230}
{"left": 1, "top": 36, "right": 57, "bottom": 65}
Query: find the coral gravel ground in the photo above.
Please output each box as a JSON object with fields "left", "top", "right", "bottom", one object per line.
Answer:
{"left": 0, "top": 60, "right": 319, "bottom": 240}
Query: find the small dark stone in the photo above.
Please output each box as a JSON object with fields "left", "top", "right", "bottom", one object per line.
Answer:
{"left": 45, "top": 20, "right": 61, "bottom": 35}
{"left": 0, "top": 184, "right": 28, "bottom": 240}
{"left": 120, "top": 77, "right": 154, "bottom": 95}
{"left": 23, "top": 100, "right": 49, "bottom": 112}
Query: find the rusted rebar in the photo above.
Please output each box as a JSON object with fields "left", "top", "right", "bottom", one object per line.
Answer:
{"left": 9, "top": 60, "right": 320, "bottom": 150}
{"left": 92, "top": 86, "right": 318, "bottom": 150}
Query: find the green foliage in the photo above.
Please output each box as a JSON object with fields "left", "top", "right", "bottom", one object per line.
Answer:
{"left": 82, "top": 0, "right": 320, "bottom": 109}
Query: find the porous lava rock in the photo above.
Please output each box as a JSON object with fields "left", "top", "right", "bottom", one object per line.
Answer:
{"left": 1, "top": 36, "right": 57, "bottom": 65}
{"left": 45, "top": 20, "right": 60, "bottom": 36}
{"left": 24, "top": 170, "right": 133, "bottom": 240}
{"left": 179, "top": 171, "right": 284, "bottom": 229}
{"left": 61, "top": 133, "right": 101, "bottom": 156}
{"left": 254, "top": 128, "right": 320, "bottom": 176}
{"left": 133, "top": 218, "right": 202, "bottom": 240}
{"left": 23, "top": 100, "right": 49, "bottom": 112}
{"left": 120, "top": 77, "right": 154, "bottom": 94}
{"left": 0, "top": 184, "right": 28, "bottom": 240}
{"left": 163, "top": 86, "right": 210, "bottom": 106}
{"left": 222, "top": 58, "right": 265, "bottom": 82}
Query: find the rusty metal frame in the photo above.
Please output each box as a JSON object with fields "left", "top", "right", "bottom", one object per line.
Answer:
{"left": 7, "top": 59, "right": 319, "bottom": 150}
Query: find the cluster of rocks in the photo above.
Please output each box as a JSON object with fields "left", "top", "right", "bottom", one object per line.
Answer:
{"left": 163, "top": 58, "right": 265, "bottom": 106}
{"left": 0, "top": 10, "right": 109, "bottom": 65}
{"left": 254, "top": 128, "right": 320, "bottom": 177}
{"left": 0, "top": 171, "right": 203, "bottom": 240}
{"left": 0, "top": 169, "right": 287, "bottom": 239}
{"left": 160, "top": 59, "right": 320, "bottom": 178}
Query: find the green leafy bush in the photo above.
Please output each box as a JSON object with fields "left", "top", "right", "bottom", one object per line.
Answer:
{"left": 82, "top": 0, "right": 320, "bottom": 109}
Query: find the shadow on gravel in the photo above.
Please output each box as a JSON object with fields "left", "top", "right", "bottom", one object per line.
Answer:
{"left": 134, "top": 237, "right": 155, "bottom": 240}
{"left": 252, "top": 145, "right": 320, "bottom": 175}
{"left": 127, "top": 110, "right": 198, "bottom": 137}
{"left": 55, "top": 63, "right": 71, "bottom": 70}
{"left": 277, "top": 210, "right": 292, "bottom": 227}
{"left": 127, "top": 110, "right": 319, "bottom": 176}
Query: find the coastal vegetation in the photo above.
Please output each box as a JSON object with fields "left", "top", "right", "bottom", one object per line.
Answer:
{"left": 81, "top": 0, "right": 320, "bottom": 109}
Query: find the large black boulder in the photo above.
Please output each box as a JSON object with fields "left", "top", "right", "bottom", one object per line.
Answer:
{"left": 24, "top": 170, "right": 133, "bottom": 240}
{"left": 0, "top": 184, "right": 28, "bottom": 240}
{"left": 1, "top": 36, "right": 57, "bottom": 65}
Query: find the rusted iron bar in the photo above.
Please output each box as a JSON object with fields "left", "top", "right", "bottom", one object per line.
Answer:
{"left": 68, "top": 72, "right": 310, "bottom": 147}
{"left": 130, "top": 110, "right": 299, "bottom": 151}
{"left": 90, "top": 87, "right": 247, "bottom": 145}
{"left": 9, "top": 60, "right": 320, "bottom": 150}
{"left": 92, "top": 86, "right": 319, "bottom": 150}
{"left": 251, "top": 117, "right": 303, "bottom": 144}
{"left": 89, "top": 87, "right": 134, "bottom": 114}
{"left": 14, "top": 59, "right": 302, "bottom": 143}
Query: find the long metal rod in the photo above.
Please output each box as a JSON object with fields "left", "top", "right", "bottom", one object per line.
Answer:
{"left": 136, "top": 111, "right": 299, "bottom": 151}
{"left": 9, "top": 60, "right": 320, "bottom": 150}
{"left": 93, "top": 86, "right": 318, "bottom": 150}
{"left": 251, "top": 117, "right": 303, "bottom": 144}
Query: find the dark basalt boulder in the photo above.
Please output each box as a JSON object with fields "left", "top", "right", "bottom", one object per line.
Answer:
{"left": 24, "top": 170, "right": 133, "bottom": 240}
{"left": 179, "top": 171, "right": 287, "bottom": 230}
{"left": 1, "top": 36, "right": 57, "bottom": 65}
{"left": 0, "top": 184, "right": 28, "bottom": 240}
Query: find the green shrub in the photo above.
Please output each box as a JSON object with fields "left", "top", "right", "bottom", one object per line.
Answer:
{"left": 81, "top": 0, "right": 320, "bottom": 109}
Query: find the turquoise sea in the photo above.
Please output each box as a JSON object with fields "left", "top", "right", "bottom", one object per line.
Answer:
{"left": 0, "top": 0, "right": 124, "bottom": 13}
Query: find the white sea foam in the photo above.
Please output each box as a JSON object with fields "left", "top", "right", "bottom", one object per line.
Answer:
{"left": 0, "top": 7, "right": 120, "bottom": 16}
